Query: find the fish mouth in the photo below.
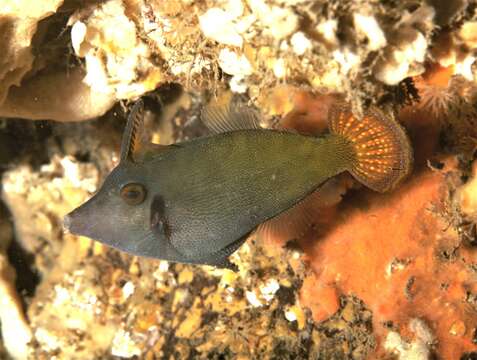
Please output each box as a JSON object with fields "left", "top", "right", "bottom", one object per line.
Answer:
{"left": 62, "top": 211, "right": 85, "bottom": 235}
{"left": 63, "top": 195, "right": 127, "bottom": 249}
{"left": 63, "top": 197, "right": 101, "bottom": 239}
{"left": 63, "top": 207, "right": 91, "bottom": 237}
{"left": 63, "top": 213, "right": 72, "bottom": 233}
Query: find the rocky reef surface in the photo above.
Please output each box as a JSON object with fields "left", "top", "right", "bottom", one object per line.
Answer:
{"left": 0, "top": 0, "right": 477, "bottom": 359}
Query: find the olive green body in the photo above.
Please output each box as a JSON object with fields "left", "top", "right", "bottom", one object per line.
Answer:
{"left": 65, "top": 129, "right": 354, "bottom": 268}
{"left": 147, "top": 129, "right": 353, "bottom": 261}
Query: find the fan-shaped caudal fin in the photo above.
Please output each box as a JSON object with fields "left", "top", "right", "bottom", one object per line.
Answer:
{"left": 329, "top": 103, "right": 413, "bottom": 193}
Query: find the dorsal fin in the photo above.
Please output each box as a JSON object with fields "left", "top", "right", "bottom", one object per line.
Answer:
{"left": 120, "top": 99, "right": 170, "bottom": 162}
{"left": 120, "top": 99, "right": 145, "bottom": 162}
{"left": 201, "top": 95, "right": 262, "bottom": 134}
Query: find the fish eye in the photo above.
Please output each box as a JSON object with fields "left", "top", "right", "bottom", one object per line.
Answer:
{"left": 120, "top": 183, "right": 146, "bottom": 205}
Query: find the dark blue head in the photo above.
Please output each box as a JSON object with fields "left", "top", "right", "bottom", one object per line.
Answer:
{"left": 64, "top": 101, "right": 165, "bottom": 257}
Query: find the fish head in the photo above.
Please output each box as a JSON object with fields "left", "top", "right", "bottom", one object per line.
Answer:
{"left": 63, "top": 160, "right": 161, "bottom": 256}
{"left": 64, "top": 100, "right": 170, "bottom": 258}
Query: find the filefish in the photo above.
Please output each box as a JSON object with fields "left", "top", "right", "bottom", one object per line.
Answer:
{"left": 64, "top": 98, "right": 412, "bottom": 269}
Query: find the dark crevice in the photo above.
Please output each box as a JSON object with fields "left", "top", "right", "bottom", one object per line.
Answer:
{"left": 461, "top": 352, "right": 477, "bottom": 360}
{"left": 6, "top": 236, "right": 41, "bottom": 300}
{"left": 1, "top": 199, "right": 41, "bottom": 302}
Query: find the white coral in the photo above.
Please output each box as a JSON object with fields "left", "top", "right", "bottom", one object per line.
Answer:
{"left": 353, "top": 13, "right": 387, "bottom": 51}
{"left": 247, "top": 0, "right": 298, "bottom": 40}
{"left": 69, "top": 0, "right": 163, "bottom": 100}
{"left": 199, "top": 8, "right": 244, "bottom": 47}
{"left": 385, "top": 318, "right": 434, "bottom": 360}
{"left": 375, "top": 31, "right": 428, "bottom": 85}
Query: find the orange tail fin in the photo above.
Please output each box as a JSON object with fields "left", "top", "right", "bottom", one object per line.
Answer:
{"left": 329, "top": 103, "right": 413, "bottom": 192}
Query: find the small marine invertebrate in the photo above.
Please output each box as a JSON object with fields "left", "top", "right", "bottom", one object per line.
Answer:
{"left": 413, "top": 62, "right": 477, "bottom": 119}
{"left": 413, "top": 64, "right": 457, "bottom": 118}
{"left": 412, "top": 63, "right": 477, "bottom": 154}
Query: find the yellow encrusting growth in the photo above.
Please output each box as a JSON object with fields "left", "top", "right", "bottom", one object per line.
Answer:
{"left": 329, "top": 104, "right": 413, "bottom": 192}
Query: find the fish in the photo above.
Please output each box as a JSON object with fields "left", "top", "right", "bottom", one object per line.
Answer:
{"left": 63, "top": 97, "right": 413, "bottom": 269}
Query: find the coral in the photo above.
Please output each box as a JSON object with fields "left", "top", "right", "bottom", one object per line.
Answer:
{"left": 298, "top": 167, "right": 477, "bottom": 359}
{"left": 374, "top": 5, "right": 435, "bottom": 85}
{"left": 1, "top": 120, "right": 118, "bottom": 275}
{"left": 413, "top": 65, "right": 457, "bottom": 118}
{"left": 432, "top": 19, "right": 477, "bottom": 82}
{"left": 0, "top": 1, "right": 117, "bottom": 121}
{"left": 0, "top": 254, "right": 32, "bottom": 360}
{"left": 258, "top": 80, "right": 477, "bottom": 358}
{"left": 384, "top": 318, "right": 433, "bottom": 360}
{"left": 258, "top": 85, "right": 338, "bottom": 133}
{"left": 412, "top": 63, "right": 477, "bottom": 153}
{"left": 69, "top": 0, "right": 164, "bottom": 100}
{"left": 1, "top": 0, "right": 476, "bottom": 120}
{"left": 24, "top": 228, "right": 373, "bottom": 359}
{"left": 218, "top": 49, "right": 254, "bottom": 93}
{"left": 280, "top": 71, "right": 477, "bottom": 360}
{"left": 199, "top": 4, "right": 247, "bottom": 47}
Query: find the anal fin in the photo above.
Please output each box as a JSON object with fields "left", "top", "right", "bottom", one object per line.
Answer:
{"left": 256, "top": 178, "right": 350, "bottom": 245}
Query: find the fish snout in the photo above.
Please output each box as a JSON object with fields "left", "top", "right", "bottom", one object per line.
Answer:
{"left": 63, "top": 204, "right": 94, "bottom": 237}
{"left": 63, "top": 213, "right": 72, "bottom": 233}
{"left": 63, "top": 208, "right": 85, "bottom": 235}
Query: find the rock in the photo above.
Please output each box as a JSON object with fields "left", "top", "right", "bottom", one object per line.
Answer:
{"left": 0, "top": 215, "right": 31, "bottom": 360}
{"left": 0, "top": 68, "right": 116, "bottom": 121}
{"left": 0, "top": 0, "right": 64, "bottom": 105}
{"left": 457, "top": 160, "right": 477, "bottom": 219}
